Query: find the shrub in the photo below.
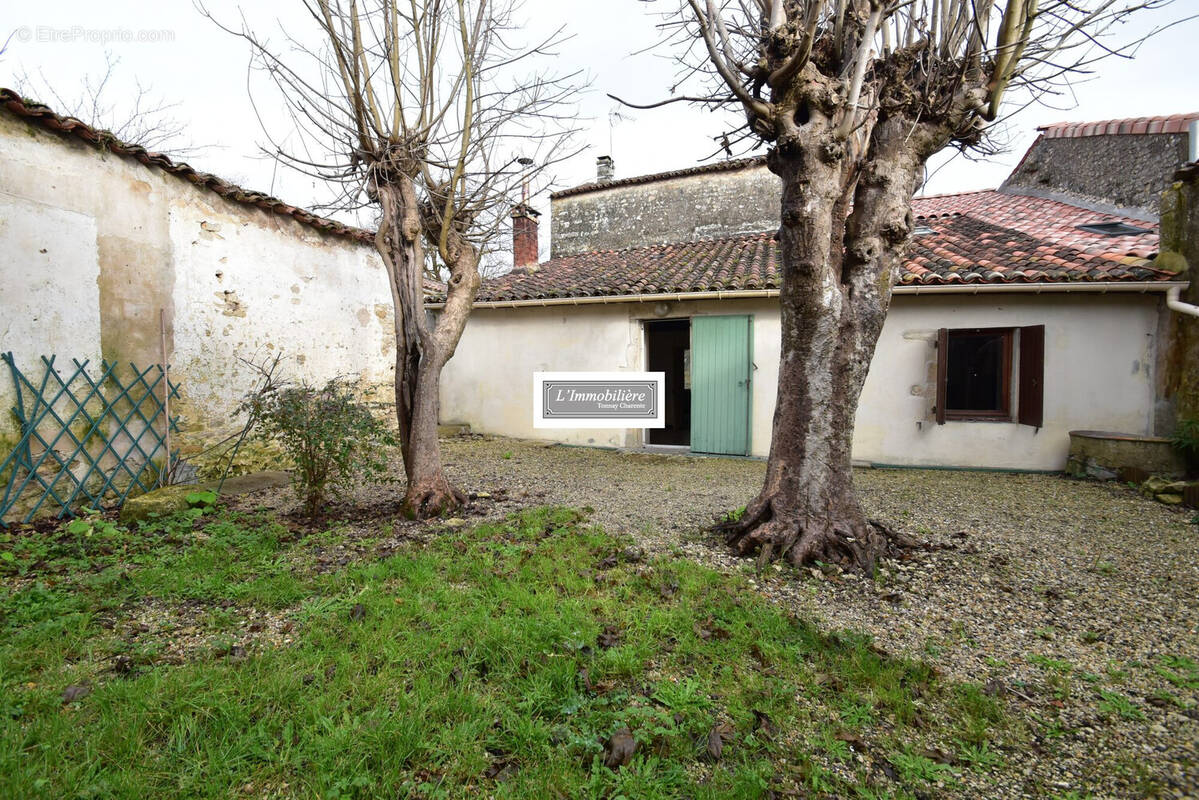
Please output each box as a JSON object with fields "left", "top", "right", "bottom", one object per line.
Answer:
{"left": 247, "top": 378, "right": 395, "bottom": 516}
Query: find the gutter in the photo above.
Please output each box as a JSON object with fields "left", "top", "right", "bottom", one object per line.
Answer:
{"left": 425, "top": 281, "right": 1189, "bottom": 310}
{"left": 1166, "top": 284, "right": 1199, "bottom": 318}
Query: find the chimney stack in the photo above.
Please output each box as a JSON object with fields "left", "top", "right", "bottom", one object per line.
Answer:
{"left": 596, "top": 155, "right": 614, "bottom": 183}
{"left": 511, "top": 203, "right": 541, "bottom": 270}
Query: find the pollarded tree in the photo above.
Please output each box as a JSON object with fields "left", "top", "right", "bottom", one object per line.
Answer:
{"left": 211, "top": 1, "right": 580, "bottom": 517}
{"left": 653, "top": 0, "right": 1171, "bottom": 571}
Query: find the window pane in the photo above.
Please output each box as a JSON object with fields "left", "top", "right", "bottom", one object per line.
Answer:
{"left": 946, "top": 333, "right": 1005, "bottom": 412}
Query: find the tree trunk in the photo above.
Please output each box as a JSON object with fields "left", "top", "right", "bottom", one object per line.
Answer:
{"left": 721, "top": 119, "right": 930, "bottom": 573}
{"left": 397, "top": 347, "right": 465, "bottom": 517}
{"left": 375, "top": 178, "right": 471, "bottom": 518}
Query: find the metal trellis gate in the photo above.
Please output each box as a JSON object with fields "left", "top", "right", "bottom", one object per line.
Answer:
{"left": 0, "top": 353, "right": 180, "bottom": 525}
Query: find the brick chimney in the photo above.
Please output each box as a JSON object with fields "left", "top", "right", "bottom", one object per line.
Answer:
{"left": 596, "top": 155, "right": 614, "bottom": 182}
{"left": 511, "top": 203, "right": 541, "bottom": 270}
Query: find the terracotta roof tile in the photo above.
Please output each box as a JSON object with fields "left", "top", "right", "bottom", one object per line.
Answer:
{"left": 449, "top": 189, "right": 1172, "bottom": 303}
{"left": 1038, "top": 113, "right": 1199, "bottom": 139}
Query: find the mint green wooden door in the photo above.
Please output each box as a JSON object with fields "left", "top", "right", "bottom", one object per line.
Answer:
{"left": 691, "top": 315, "right": 752, "bottom": 456}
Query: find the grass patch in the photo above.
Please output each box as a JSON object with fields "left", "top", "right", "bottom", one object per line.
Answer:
{"left": 1, "top": 507, "right": 1024, "bottom": 798}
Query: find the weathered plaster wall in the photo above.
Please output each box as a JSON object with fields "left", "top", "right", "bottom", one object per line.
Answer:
{"left": 550, "top": 165, "right": 780, "bottom": 257}
{"left": 0, "top": 192, "right": 101, "bottom": 445}
{"left": 440, "top": 293, "right": 1161, "bottom": 470}
{"left": 0, "top": 110, "right": 395, "bottom": 475}
{"left": 1002, "top": 133, "right": 1189, "bottom": 216}
{"left": 1158, "top": 162, "right": 1198, "bottom": 424}
{"left": 169, "top": 202, "right": 395, "bottom": 447}
{"left": 440, "top": 298, "right": 780, "bottom": 452}
{"left": 859, "top": 293, "right": 1160, "bottom": 469}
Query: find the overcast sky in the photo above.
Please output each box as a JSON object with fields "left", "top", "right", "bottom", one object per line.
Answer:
{"left": 3, "top": 1, "right": 1197, "bottom": 235}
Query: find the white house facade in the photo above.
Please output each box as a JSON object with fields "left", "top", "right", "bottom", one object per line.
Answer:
{"left": 437, "top": 116, "right": 1197, "bottom": 470}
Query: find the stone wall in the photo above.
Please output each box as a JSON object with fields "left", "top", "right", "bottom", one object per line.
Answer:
{"left": 550, "top": 163, "right": 780, "bottom": 257}
{"left": 1002, "top": 132, "right": 1190, "bottom": 216}
{"left": 1158, "top": 162, "right": 1199, "bottom": 424}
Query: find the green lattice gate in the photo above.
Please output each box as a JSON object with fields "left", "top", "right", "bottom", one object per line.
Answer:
{"left": 0, "top": 354, "right": 180, "bottom": 525}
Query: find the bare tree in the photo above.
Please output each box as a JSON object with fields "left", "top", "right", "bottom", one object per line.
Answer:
{"left": 642, "top": 0, "right": 1177, "bottom": 571}
{"left": 13, "top": 52, "right": 197, "bottom": 156}
{"left": 209, "top": 1, "right": 580, "bottom": 517}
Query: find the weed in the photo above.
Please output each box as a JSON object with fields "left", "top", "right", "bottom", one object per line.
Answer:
{"left": 1097, "top": 689, "right": 1144, "bottom": 721}
{"left": 956, "top": 739, "right": 1004, "bottom": 772}
{"left": 1154, "top": 655, "right": 1199, "bottom": 690}
{"left": 1029, "top": 654, "right": 1073, "bottom": 674}
{"left": 720, "top": 505, "right": 747, "bottom": 524}
{"left": 889, "top": 750, "right": 959, "bottom": 787}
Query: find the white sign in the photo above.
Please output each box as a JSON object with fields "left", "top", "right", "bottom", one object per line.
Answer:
{"left": 534, "top": 371, "right": 665, "bottom": 428}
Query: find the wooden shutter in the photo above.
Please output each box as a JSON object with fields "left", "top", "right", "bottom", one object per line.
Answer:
{"left": 935, "top": 328, "right": 947, "bottom": 425}
{"left": 1018, "top": 325, "right": 1045, "bottom": 428}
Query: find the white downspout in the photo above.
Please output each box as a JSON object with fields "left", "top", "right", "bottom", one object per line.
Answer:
{"left": 1167, "top": 284, "right": 1199, "bottom": 318}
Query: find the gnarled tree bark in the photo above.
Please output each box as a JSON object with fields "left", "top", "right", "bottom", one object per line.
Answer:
{"left": 720, "top": 112, "right": 935, "bottom": 573}
{"left": 670, "top": 0, "right": 1153, "bottom": 572}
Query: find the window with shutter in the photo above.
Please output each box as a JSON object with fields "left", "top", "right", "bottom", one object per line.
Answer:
{"left": 934, "top": 325, "right": 1044, "bottom": 426}
{"left": 1018, "top": 325, "right": 1045, "bottom": 428}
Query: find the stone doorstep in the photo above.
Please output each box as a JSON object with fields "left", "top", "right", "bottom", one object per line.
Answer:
{"left": 118, "top": 470, "right": 292, "bottom": 524}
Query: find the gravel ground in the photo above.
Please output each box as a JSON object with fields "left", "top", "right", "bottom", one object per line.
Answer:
{"left": 250, "top": 434, "right": 1199, "bottom": 799}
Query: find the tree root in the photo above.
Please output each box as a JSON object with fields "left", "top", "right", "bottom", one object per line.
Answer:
{"left": 402, "top": 478, "right": 467, "bottom": 520}
{"left": 715, "top": 495, "right": 923, "bottom": 575}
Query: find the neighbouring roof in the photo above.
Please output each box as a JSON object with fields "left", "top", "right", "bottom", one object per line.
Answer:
{"left": 1037, "top": 113, "right": 1199, "bottom": 139}
{"left": 0, "top": 88, "right": 374, "bottom": 244}
{"left": 444, "top": 189, "right": 1172, "bottom": 304}
{"left": 550, "top": 156, "right": 767, "bottom": 199}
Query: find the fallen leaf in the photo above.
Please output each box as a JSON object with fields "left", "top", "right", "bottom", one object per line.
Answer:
{"left": 706, "top": 722, "right": 733, "bottom": 761}
{"left": 483, "top": 758, "right": 515, "bottom": 781}
{"left": 749, "top": 643, "right": 770, "bottom": 666}
{"left": 62, "top": 684, "right": 91, "bottom": 703}
{"left": 922, "top": 747, "right": 953, "bottom": 764}
{"left": 752, "top": 710, "right": 777, "bottom": 737}
{"left": 602, "top": 727, "right": 636, "bottom": 769}
{"left": 597, "top": 625, "right": 621, "bottom": 649}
